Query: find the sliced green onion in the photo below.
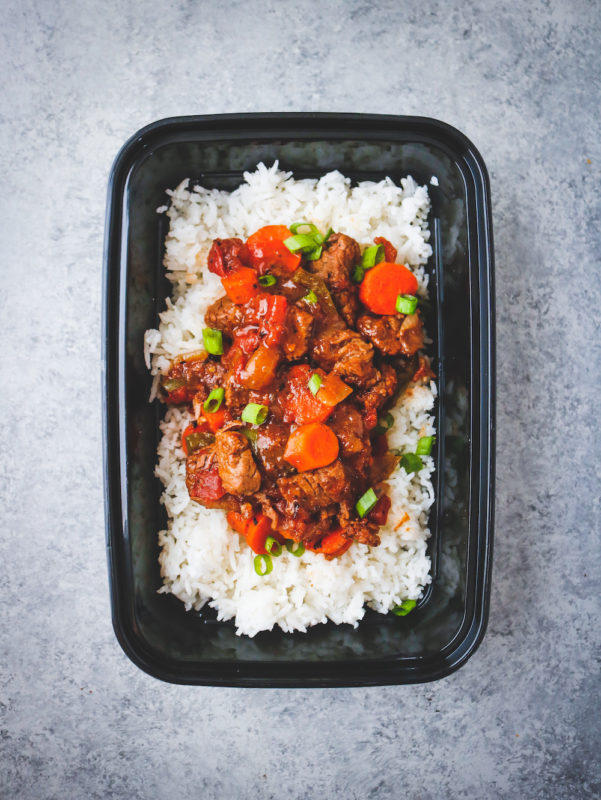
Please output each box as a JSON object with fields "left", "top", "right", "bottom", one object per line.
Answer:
{"left": 303, "top": 289, "right": 318, "bottom": 305}
{"left": 254, "top": 553, "right": 273, "bottom": 576}
{"left": 241, "top": 403, "right": 268, "bottom": 425}
{"left": 392, "top": 599, "right": 417, "bottom": 616}
{"left": 285, "top": 540, "right": 305, "bottom": 557}
{"left": 356, "top": 487, "right": 378, "bottom": 518}
{"left": 290, "top": 222, "right": 320, "bottom": 236}
{"left": 352, "top": 265, "right": 365, "bottom": 283}
{"left": 396, "top": 294, "right": 418, "bottom": 315}
{"left": 416, "top": 435, "right": 436, "bottom": 456}
{"left": 242, "top": 428, "right": 258, "bottom": 444}
{"left": 400, "top": 453, "right": 423, "bottom": 474}
{"left": 162, "top": 377, "right": 185, "bottom": 392}
{"left": 305, "top": 245, "right": 323, "bottom": 261}
{"left": 322, "top": 227, "right": 333, "bottom": 243}
{"left": 258, "top": 274, "right": 277, "bottom": 287}
{"left": 284, "top": 234, "right": 318, "bottom": 253}
{"left": 361, "top": 244, "right": 385, "bottom": 269}
{"left": 185, "top": 431, "right": 214, "bottom": 453}
{"left": 202, "top": 327, "right": 223, "bottom": 355}
{"left": 265, "top": 536, "right": 282, "bottom": 557}
{"left": 374, "top": 412, "right": 394, "bottom": 435}
{"left": 203, "top": 387, "right": 224, "bottom": 414}
{"left": 308, "top": 373, "right": 322, "bottom": 395}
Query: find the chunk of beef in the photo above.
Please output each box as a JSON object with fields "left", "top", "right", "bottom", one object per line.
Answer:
{"left": 398, "top": 313, "right": 425, "bottom": 356}
{"left": 357, "top": 312, "right": 425, "bottom": 357}
{"left": 164, "top": 356, "right": 226, "bottom": 404}
{"left": 214, "top": 430, "right": 261, "bottom": 495}
{"left": 356, "top": 363, "right": 398, "bottom": 429}
{"left": 281, "top": 304, "right": 314, "bottom": 361}
{"left": 277, "top": 460, "right": 353, "bottom": 513}
{"left": 204, "top": 295, "right": 244, "bottom": 336}
{"left": 357, "top": 314, "right": 404, "bottom": 356}
{"left": 328, "top": 402, "right": 372, "bottom": 478}
{"left": 312, "top": 328, "right": 377, "bottom": 387}
{"left": 254, "top": 422, "right": 294, "bottom": 479}
{"left": 308, "top": 233, "right": 361, "bottom": 325}
{"left": 344, "top": 518, "right": 381, "bottom": 547}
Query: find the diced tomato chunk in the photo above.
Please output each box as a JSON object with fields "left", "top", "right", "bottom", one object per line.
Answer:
{"left": 208, "top": 238, "right": 251, "bottom": 277}
{"left": 189, "top": 458, "right": 225, "bottom": 502}
{"left": 368, "top": 494, "right": 391, "bottom": 526}
{"left": 373, "top": 236, "right": 398, "bottom": 263}
{"left": 246, "top": 225, "right": 301, "bottom": 274}
{"left": 246, "top": 293, "right": 288, "bottom": 346}
{"left": 282, "top": 365, "right": 333, "bottom": 425}
{"left": 221, "top": 267, "right": 260, "bottom": 304}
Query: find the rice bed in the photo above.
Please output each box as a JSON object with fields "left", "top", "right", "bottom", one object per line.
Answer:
{"left": 144, "top": 163, "right": 436, "bottom": 637}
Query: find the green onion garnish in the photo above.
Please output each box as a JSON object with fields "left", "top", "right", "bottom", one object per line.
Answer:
{"left": 396, "top": 294, "right": 418, "bottom": 315}
{"left": 290, "top": 222, "right": 320, "bottom": 236}
{"left": 392, "top": 599, "right": 417, "bottom": 616}
{"left": 241, "top": 403, "right": 268, "bottom": 425}
{"left": 374, "top": 412, "right": 394, "bottom": 435}
{"left": 416, "top": 435, "right": 436, "bottom": 456}
{"left": 258, "top": 274, "right": 277, "bottom": 287}
{"left": 322, "top": 227, "right": 333, "bottom": 243}
{"left": 284, "top": 226, "right": 328, "bottom": 261}
{"left": 303, "top": 289, "right": 318, "bottom": 304}
{"left": 285, "top": 540, "right": 305, "bottom": 557}
{"left": 352, "top": 265, "right": 365, "bottom": 283}
{"left": 305, "top": 246, "right": 323, "bottom": 261}
{"left": 254, "top": 553, "right": 273, "bottom": 576}
{"left": 265, "top": 536, "right": 282, "bottom": 557}
{"left": 203, "top": 387, "right": 224, "bottom": 414}
{"left": 361, "top": 244, "right": 385, "bottom": 268}
{"left": 284, "top": 234, "right": 318, "bottom": 253}
{"left": 400, "top": 453, "right": 423, "bottom": 474}
{"left": 202, "top": 327, "right": 223, "bottom": 355}
{"left": 356, "top": 488, "right": 378, "bottom": 518}
{"left": 242, "top": 428, "right": 258, "bottom": 444}
{"left": 308, "top": 373, "right": 322, "bottom": 395}
{"left": 162, "top": 377, "right": 185, "bottom": 392}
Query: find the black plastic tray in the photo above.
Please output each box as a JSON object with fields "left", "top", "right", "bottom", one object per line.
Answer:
{"left": 102, "top": 113, "right": 495, "bottom": 686}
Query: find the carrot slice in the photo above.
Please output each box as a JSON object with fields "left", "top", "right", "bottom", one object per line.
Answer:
{"left": 309, "top": 529, "right": 353, "bottom": 560}
{"left": 359, "top": 262, "right": 418, "bottom": 315}
{"left": 283, "top": 422, "right": 340, "bottom": 472}
{"left": 221, "top": 267, "right": 260, "bottom": 304}
{"left": 227, "top": 512, "right": 284, "bottom": 555}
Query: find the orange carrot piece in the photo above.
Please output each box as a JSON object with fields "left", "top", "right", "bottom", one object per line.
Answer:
{"left": 316, "top": 529, "right": 353, "bottom": 560}
{"left": 283, "top": 422, "right": 340, "bottom": 472}
{"left": 359, "top": 261, "right": 418, "bottom": 315}
{"left": 226, "top": 511, "right": 284, "bottom": 555}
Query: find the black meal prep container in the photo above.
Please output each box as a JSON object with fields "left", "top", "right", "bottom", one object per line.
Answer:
{"left": 103, "top": 113, "right": 495, "bottom": 686}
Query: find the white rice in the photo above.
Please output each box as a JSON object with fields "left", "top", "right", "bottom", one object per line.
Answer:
{"left": 144, "top": 163, "right": 436, "bottom": 637}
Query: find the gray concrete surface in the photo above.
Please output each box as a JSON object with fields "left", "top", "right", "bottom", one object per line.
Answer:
{"left": 1, "top": 0, "right": 600, "bottom": 797}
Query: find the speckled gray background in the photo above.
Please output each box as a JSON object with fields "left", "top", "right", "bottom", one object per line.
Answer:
{"left": 1, "top": 0, "right": 600, "bottom": 797}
